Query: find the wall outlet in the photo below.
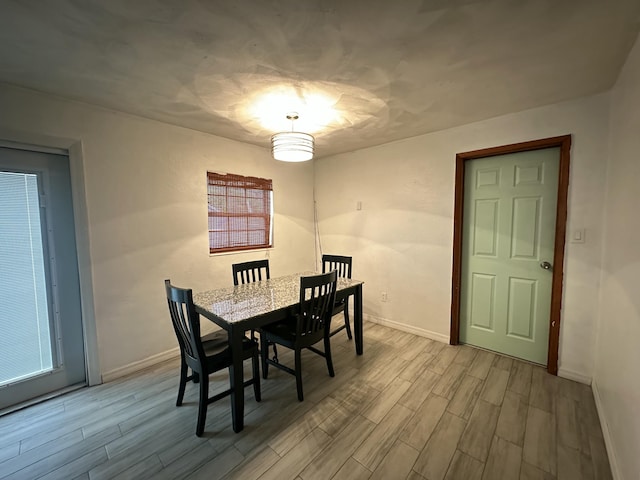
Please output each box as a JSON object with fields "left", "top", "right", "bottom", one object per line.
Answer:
{"left": 381, "top": 292, "right": 388, "bottom": 302}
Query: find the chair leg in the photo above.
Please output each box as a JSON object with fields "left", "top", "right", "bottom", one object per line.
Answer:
{"left": 324, "top": 335, "right": 335, "bottom": 377}
{"left": 196, "top": 374, "right": 209, "bottom": 437}
{"left": 344, "top": 299, "right": 352, "bottom": 340}
{"left": 294, "top": 348, "right": 304, "bottom": 401}
{"left": 252, "top": 349, "right": 261, "bottom": 402}
{"left": 177, "top": 356, "right": 188, "bottom": 406}
{"left": 260, "top": 334, "right": 269, "bottom": 379}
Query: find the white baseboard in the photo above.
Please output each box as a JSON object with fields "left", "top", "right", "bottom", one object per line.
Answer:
{"left": 557, "top": 367, "right": 591, "bottom": 385}
{"left": 592, "top": 380, "right": 621, "bottom": 480}
{"left": 364, "top": 314, "right": 450, "bottom": 344}
{"left": 101, "top": 347, "right": 180, "bottom": 383}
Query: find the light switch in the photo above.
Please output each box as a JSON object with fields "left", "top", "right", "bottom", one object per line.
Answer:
{"left": 571, "top": 228, "right": 585, "bottom": 243}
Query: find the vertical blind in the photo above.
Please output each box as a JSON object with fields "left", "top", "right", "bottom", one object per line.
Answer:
{"left": 207, "top": 172, "right": 273, "bottom": 253}
{"left": 0, "top": 171, "right": 53, "bottom": 386}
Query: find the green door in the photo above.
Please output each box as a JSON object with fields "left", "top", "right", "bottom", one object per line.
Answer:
{"left": 459, "top": 148, "right": 559, "bottom": 365}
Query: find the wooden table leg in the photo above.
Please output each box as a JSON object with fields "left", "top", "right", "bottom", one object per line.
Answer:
{"left": 229, "top": 327, "right": 245, "bottom": 432}
{"left": 354, "top": 284, "right": 363, "bottom": 355}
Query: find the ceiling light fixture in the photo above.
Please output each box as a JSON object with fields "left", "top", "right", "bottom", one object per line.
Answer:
{"left": 271, "top": 113, "right": 315, "bottom": 162}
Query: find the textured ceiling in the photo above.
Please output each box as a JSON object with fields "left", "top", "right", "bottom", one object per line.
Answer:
{"left": 0, "top": 0, "right": 639, "bottom": 158}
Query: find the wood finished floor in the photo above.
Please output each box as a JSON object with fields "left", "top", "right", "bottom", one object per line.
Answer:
{"left": 0, "top": 322, "right": 612, "bottom": 480}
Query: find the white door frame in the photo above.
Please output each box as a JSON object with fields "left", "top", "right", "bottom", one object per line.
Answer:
{"left": 450, "top": 135, "right": 572, "bottom": 374}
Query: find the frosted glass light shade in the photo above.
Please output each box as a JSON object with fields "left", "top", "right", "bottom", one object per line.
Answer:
{"left": 271, "top": 131, "right": 315, "bottom": 162}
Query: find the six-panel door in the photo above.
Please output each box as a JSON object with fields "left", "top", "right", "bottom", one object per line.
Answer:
{"left": 459, "top": 148, "right": 559, "bottom": 364}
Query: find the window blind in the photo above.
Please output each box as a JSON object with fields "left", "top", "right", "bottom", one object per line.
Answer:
{"left": 207, "top": 172, "right": 273, "bottom": 253}
{"left": 0, "top": 172, "right": 53, "bottom": 386}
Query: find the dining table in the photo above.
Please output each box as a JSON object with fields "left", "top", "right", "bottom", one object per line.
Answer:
{"left": 192, "top": 271, "right": 364, "bottom": 433}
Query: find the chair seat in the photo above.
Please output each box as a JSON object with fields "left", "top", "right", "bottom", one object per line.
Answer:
{"left": 331, "top": 299, "right": 346, "bottom": 316}
{"left": 260, "top": 317, "right": 298, "bottom": 345}
{"left": 201, "top": 331, "right": 232, "bottom": 357}
{"left": 201, "top": 330, "right": 257, "bottom": 368}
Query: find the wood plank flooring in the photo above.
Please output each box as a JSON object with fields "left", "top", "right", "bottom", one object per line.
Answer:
{"left": 0, "top": 322, "right": 612, "bottom": 479}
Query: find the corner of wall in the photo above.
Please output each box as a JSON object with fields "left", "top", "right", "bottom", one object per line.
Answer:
{"left": 591, "top": 379, "right": 622, "bottom": 480}
{"left": 557, "top": 367, "right": 591, "bottom": 385}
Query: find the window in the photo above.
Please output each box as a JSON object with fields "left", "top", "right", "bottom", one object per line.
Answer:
{"left": 207, "top": 172, "right": 273, "bottom": 254}
{"left": 0, "top": 171, "right": 53, "bottom": 386}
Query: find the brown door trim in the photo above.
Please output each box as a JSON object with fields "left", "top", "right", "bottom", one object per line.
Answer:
{"left": 450, "top": 135, "right": 571, "bottom": 375}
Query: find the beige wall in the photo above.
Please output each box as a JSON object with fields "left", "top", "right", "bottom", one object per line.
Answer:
{"left": 315, "top": 93, "right": 611, "bottom": 383}
{"left": 595, "top": 33, "right": 640, "bottom": 480}
{"left": 0, "top": 84, "right": 316, "bottom": 377}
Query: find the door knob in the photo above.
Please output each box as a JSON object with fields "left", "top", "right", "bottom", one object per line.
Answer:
{"left": 540, "top": 261, "right": 552, "bottom": 270}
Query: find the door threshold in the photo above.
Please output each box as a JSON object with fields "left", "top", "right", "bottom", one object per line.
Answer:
{"left": 0, "top": 382, "right": 86, "bottom": 417}
{"left": 461, "top": 343, "right": 547, "bottom": 369}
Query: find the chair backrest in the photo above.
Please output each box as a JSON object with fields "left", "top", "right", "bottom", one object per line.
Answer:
{"left": 232, "top": 259, "right": 270, "bottom": 286}
{"left": 322, "top": 254, "right": 352, "bottom": 279}
{"left": 297, "top": 270, "right": 338, "bottom": 339}
{"left": 165, "top": 279, "right": 206, "bottom": 372}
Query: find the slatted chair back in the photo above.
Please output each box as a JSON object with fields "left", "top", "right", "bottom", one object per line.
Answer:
{"left": 165, "top": 280, "right": 207, "bottom": 373}
{"left": 322, "top": 254, "right": 352, "bottom": 279}
{"left": 232, "top": 259, "right": 270, "bottom": 285}
{"left": 297, "top": 270, "right": 338, "bottom": 340}
{"left": 321, "top": 254, "right": 354, "bottom": 339}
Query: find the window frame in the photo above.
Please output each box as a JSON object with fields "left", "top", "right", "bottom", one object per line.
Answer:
{"left": 207, "top": 172, "right": 274, "bottom": 254}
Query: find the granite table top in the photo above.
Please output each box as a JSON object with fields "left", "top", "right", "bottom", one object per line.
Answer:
{"left": 192, "top": 271, "right": 363, "bottom": 325}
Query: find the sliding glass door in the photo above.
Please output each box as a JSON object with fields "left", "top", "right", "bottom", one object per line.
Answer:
{"left": 0, "top": 147, "right": 85, "bottom": 410}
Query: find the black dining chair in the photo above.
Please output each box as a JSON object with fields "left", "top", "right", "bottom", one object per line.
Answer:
{"left": 260, "top": 271, "right": 338, "bottom": 401}
{"left": 232, "top": 259, "right": 270, "bottom": 285}
{"left": 322, "top": 254, "right": 353, "bottom": 340}
{"left": 231, "top": 258, "right": 278, "bottom": 361}
{"left": 165, "top": 279, "right": 261, "bottom": 436}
